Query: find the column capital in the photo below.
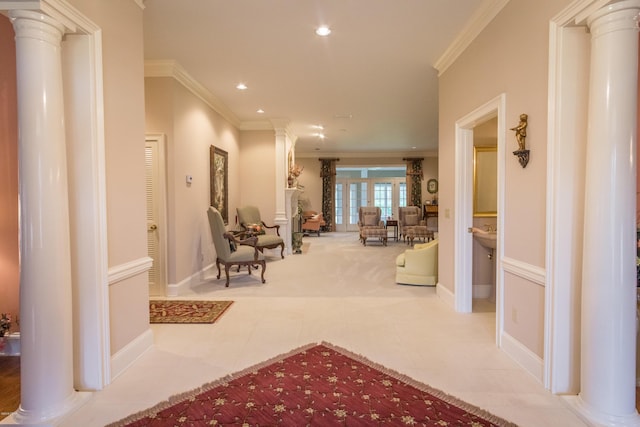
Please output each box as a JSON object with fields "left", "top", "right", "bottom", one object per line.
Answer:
{"left": 575, "top": 0, "right": 640, "bottom": 30}
{"left": 9, "top": 9, "right": 65, "bottom": 46}
{"left": 0, "top": 0, "right": 79, "bottom": 33}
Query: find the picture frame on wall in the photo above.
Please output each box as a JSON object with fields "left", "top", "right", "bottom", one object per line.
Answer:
{"left": 210, "top": 145, "right": 228, "bottom": 224}
{"left": 427, "top": 178, "right": 438, "bottom": 194}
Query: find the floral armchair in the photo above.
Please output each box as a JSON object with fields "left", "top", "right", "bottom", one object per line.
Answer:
{"left": 398, "top": 206, "right": 425, "bottom": 242}
{"left": 236, "top": 205, "right": 285, "bottom": 258}
{"left": 357, "top": 206, "right": 387, "bottom": 246}
{"left": 301, "top": 211, "right": 326, "bottom": 236}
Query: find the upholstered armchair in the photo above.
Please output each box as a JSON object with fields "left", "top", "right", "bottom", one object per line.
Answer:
{"left": 357, "top": 206, "right": 387, "bottom": 246}
{"left": 236, "top": 205, "right": 285, "bottom": 258}
{"left": 301, "top": 211, "right": 326, "bottom": 236}
{"left": 398, "top": 206, "right": 425, "bottom": 242}
{"left": 207, "top": 207, "right": 266, "bottom": 287}
{"left": 395, "top": 239, "right": 438, "bottom": 286}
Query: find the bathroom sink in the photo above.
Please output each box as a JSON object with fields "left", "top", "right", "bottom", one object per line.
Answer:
{"left": 471, "top": 228, "right": 497, "bottom": 249}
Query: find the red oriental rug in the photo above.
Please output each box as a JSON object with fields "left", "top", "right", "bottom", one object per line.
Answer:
{"left": 108, "top": 342, "right": 517, "bottom": 426}
{"left": 149, "top": 300, "right": 233, "bottom": 324}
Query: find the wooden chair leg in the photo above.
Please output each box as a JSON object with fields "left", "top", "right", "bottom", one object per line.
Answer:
{"left": 259, "top": 260, "right": 266, "bottom": 283}
{"left": 224, "top": 265, "right": 231, "bottom": 287}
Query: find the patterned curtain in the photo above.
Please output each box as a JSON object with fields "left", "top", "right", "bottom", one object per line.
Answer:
{"left": 320, "top": 158, "right": 339, "bottom": 231}
{"left": 404, "top": 158, "right": 424, "bottom": 207}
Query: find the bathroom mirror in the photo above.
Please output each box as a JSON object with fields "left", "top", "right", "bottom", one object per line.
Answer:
{"left": 474, "top": 147, "right": 497, "bottom": 217}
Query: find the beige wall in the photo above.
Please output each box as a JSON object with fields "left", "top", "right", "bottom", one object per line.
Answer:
{"left": 145, "top": 77, "right": 242, "bottom": 286}
{"left": 69, "top": 0, "right": 149, "bottom": 354}
{"left": 296, "top": 158, "right": 323, "bottom": 213}
{"left": 0, "top": 16, "right": 19, "bottom": 329}
{"left": 438, "top": 0, "right": 572, "bottom": 357}
{"left": 239, "top": 130, "right": 277, "bottom": 224}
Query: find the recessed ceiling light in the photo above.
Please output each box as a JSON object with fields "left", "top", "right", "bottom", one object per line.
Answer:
{"left": 236, "top": 83, "right": 247, "bottom": 90}
{"left": 312, "top": 124, "right": 324, "bottom": 130}
{"left": 257, "top": 109, "right": 265, "bottom": 114}
{"left": 316, "top": 26, "right": 331, "bottom": 36}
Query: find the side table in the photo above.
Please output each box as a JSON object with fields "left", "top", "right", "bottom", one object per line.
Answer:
{"left": 385, "top": 220, "right": 398, "bottom": 241}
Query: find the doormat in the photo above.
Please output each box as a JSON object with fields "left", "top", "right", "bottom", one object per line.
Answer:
{"left": 149, "top": 300, "right": 233, "bottom": 324}
{"left": 107, "top": 342, "right": 517, "bottom": 426}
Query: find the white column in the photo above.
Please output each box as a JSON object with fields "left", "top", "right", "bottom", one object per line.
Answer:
{"left": 10, "top": 9, "right": 78, "bottom": 423}
{"left": 579, "top": 1, "right": 640, "bottom": 424}
{"left": 271, "top": 120, "right": 292, "bottom": 254}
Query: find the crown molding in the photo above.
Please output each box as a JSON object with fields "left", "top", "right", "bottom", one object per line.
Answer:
{"left": 131, "top": 0, "right": 145, "bottom": 10}
{"left": 434, "top": 0, "right": 511, "bottom": 76}
{"left": 296, "top": 150, "right": 437, "bottom": 159}
{"left": 144, "top": 59, "right": 241, "bottom": 128}
{"left": 239, "top": 120, "right": 273, "bottom": 131}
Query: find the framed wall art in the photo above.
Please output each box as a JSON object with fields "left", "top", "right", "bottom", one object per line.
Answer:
{"left": 427, "top": 178, "right": 438, "bottom": 194}
{"left": 210, "top": 145, "right": 228, "bottom": 224}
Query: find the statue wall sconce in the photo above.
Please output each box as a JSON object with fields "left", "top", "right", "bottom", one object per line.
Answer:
{"left": 510, "top": 113, "right": 530, "bottom": 168}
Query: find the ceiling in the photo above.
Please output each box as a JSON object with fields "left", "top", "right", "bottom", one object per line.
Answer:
{"left": 142, "top": 0, "right": 488, "bottom": 155}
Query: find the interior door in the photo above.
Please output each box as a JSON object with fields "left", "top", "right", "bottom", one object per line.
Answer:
{"left": 145, "top": 135, "right": 167, "bottom": 296}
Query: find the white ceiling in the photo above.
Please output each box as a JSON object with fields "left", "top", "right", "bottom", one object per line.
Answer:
{"left": 143, "top": 0, "right": 488, "bottom": 155}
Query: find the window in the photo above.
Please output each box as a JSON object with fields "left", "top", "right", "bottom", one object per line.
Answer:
{"left": 335, "top": 183, "right": 343, "bottom": 225}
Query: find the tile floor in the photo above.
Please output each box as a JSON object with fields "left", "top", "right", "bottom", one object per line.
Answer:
{"left": 61, "top": 232, "right": 590, "bottom": 427}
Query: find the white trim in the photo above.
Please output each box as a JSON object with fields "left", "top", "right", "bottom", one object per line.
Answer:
{"left": 435, "top": 282, "right": 455, "bottom": 307}
{"left": 110, "top": 329, "right": 154, "bottom": 381}
{"left": 500, "top": 331, "right": 544, "bottom": 383}
{"left": 434, "top": 0, "right": 511, "bottom": 76}
{"left": 545, "top": 0, "right": 600, "bottom": 396}
{"left": 502, "top": 257, "right": 546, "bottom": 286}
{"left": 454, "top": 94, "right": 506, "bottom": 352}
{"left": 296, "top": 150, "right": 438, "bottom": 159}
{"left": 454, "top": 123, "right": 474, "bottom": 314}
{"left": 144, "top": 60, "right": 241, "bottom": 128}
{"left": 108, "top": 257, "right": 153, "bottom": 285}
{"left": 166, "top": 263, "right": 215, "bottom": 297}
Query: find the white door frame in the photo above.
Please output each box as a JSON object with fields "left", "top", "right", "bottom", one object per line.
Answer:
{"left": 145, "top": 134, "right": 168, "bottom": 296}
{"left": 454, "top": 94, "right": 506, "bottom": 346}
{"left": 345, "top": 178, "right": 368, "bottom": 231}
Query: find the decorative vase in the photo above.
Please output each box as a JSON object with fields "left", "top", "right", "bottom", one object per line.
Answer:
{"left": 288, "top": 176, "right": 294, "bottom": 187}
{"left": 292, "top": 232, "right": 303, "bottom": 254}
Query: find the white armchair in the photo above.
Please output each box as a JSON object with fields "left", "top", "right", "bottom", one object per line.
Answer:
{"left": 395, "top": 239, "right": 438, "bottom": 286}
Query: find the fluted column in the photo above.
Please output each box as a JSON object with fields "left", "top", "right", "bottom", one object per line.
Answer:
{"left": 579, "top": 1, "right": 640, "bottom": 424}
{"left": 10, "top": 9, "right": 78, "bottom": 423}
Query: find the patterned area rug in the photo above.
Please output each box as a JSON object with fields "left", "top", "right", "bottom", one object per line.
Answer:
{"left": 149, "top": 300, "right": 233, "bottom": 324}
{"left": 108, "top": 342, "right": 517, "bottom": 426}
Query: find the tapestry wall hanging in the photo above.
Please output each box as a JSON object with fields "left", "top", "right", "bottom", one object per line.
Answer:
{"left": 210, "top": 145, "right": 228, "bottom": 224}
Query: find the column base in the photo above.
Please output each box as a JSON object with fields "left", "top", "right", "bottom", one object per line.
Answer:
{"left": 563, "top": 395, "right": 640, "bottom": 427}
{"left": 4, "top": 391, "right": 92, "bottom": 426}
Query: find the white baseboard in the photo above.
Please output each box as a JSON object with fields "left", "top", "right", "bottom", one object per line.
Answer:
{"left": 110, "top": 329, "right": 154, "bottom": 381}
{"left": 167, "top": 263, "right": 215, "bottom": 296}
{"left": 473, "top": 284, "right": 492, "bottom": 299}
{"left": 436, "top": 282, "right": 455, "bottom": 307}
{"left": 500, "top": 331, "right": 543, "bottom": 383}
